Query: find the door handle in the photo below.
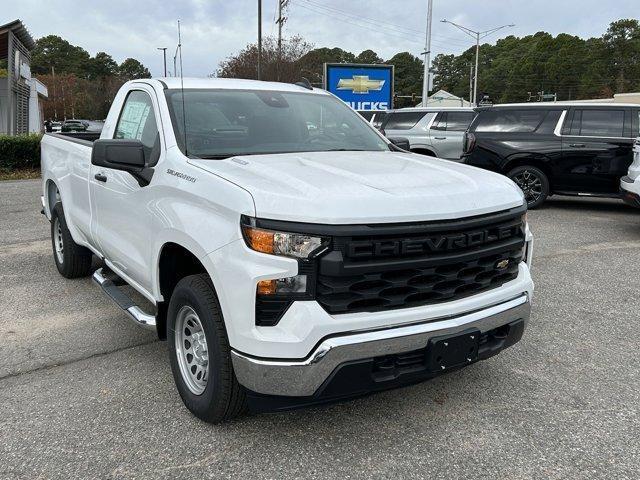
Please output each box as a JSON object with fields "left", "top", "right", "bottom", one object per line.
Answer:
{"left": 569, "top": 143, "right": 586, "bottom": 148}
{"left": 94, "top": 173, "right": 107, "bottom": 183}
{"left": 434, "top": 136, "right": 447, "bottom": 140}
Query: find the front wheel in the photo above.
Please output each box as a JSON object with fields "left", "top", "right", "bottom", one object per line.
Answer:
{"left": 168, "top": 274, "right": 247, "bottom": 423}
{"left": 507, "top": 165, "right": 550, "bottom": 209}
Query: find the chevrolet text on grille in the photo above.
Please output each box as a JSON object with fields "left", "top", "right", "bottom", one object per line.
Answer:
{"left": 347, "top": 226, "right": 517, "bottom": 258}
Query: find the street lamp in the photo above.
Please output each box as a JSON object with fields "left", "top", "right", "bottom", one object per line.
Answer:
{"left": 157, "top": 47, "right": 168, "bottom": 77}
{"left": 422, "top": 0, "right": 433, "bottom": 106}
{"left": 441, "top": 20, "right": 514, "bottom": 105}
{"left": 257, "top": 0, "right": 262, "bottom": 80}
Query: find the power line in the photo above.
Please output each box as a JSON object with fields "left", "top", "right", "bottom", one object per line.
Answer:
{"left": 294, "top": 1, "right": 465, "bottom": 54}
{"left": 293, "top": 3, "right": 423, "bottom": 45}
{"left": 297, "top": 0, "right": 473, "bottom": 47}
{"left": 270, "top": 0, "right": 279, "bottom": 35}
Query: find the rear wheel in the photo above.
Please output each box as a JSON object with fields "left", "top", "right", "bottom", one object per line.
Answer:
{"left": 168, "top": 274, "right": 247, "bottom": 423}
{"left": 507, "top": 166, "right": 549, "bottom": 209}
{"left": 50, "top": 203, "right": 93, "bottom": 278}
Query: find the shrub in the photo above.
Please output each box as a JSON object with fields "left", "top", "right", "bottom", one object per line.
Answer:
{"left": 0, "top": 134, "right": 42, "bottom": 170}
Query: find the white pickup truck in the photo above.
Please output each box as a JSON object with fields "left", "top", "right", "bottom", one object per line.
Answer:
{"left": 41, "top": 78, "right": 534, "bottom": 423}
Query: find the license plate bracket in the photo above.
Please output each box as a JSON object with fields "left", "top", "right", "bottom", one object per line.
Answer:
{"left": 426, "top": 329, "right": 480, "bottom": 373}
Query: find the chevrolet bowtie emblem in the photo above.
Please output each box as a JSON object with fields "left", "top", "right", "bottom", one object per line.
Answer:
{"left": 337, "top": 75, "right": 385, "bottom": 94}
{"left": 495, "top": 259, "right": 510, "bottom": 270}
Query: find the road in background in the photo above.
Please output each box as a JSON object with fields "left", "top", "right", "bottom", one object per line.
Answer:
{"left": 1, "top": 180, "right": 638, "bottom": 479}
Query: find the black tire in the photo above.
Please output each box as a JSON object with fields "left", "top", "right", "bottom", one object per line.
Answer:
{"left": 507, "top": 165, "right": 550, "bottom": 209}
{"left": 50, "top": 203, "right": 93, "bottom": 278}
{"left": 168, "top": 274, "right": 247, "bottom": 423}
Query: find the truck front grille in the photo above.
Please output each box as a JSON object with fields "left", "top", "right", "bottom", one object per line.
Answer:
{"left": 315, "top": 206, "right": 526, "bottom": 315}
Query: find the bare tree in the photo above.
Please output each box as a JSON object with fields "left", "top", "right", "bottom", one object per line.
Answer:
{"left": 217, "top": 36, "right": 313, "bottom": 83}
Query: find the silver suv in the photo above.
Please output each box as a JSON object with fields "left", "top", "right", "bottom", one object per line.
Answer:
{"left": 381, "top": 107, "right": 476, "bottom": 161}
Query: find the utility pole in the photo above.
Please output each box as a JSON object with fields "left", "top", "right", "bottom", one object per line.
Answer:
{"left": 469, "top": 64, "right": 473, "bottom": 105}
{"left": 473, "top": 32, "right": 480, "bottom": 105}
{"left": 257, "top": 0, "right": 262, "bottom": 80}
{"left": 173, "top": 44, "right": 179, "bottom": 77}
{"left": 60, "top": 77, "right": 67, "bottom": 120}
{"left": 51, "top": 66, "right": 57, "bottom": 120}
{"left": 157, "top": 47, "right": 168, "bottom": 76}
{"left": 276, "top": 0, "right": 289, "bottom": 81}
{"left": 421, "top": 0, "right": 433, "bottom": 106}
{"left": 441, "top": 20, "right": 514, "bottom": 105}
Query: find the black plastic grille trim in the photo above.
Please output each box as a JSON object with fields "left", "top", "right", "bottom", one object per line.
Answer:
{"left": 317, "top": 249, "right": 522, "bottom": 314}
{"left": 315, "top": 209, "right": 525, "bottom": 315}
{"left": 255, "top": 297, "right": 293, "bottom": 326}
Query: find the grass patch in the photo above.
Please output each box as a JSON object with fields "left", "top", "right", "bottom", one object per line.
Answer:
{"left": 0, "top": 168, "right": 41, "bottom": 181}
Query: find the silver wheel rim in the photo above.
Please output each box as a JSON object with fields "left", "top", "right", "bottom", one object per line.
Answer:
{"left": 175, "top": 305, "right": 209, "bottom": 395}
{"left": 513, "top": 170, "right": 543, "bottom": 204}
{"left": 53, "top": 217, "right": 64, "bottom": 264}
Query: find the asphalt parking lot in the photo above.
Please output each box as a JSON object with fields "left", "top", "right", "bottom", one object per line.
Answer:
{"left": 1, "top": 179, "right": 639, "bottom": 479}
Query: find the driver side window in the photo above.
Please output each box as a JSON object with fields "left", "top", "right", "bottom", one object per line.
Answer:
{"left": 115, "top": 90, "right": 159, "bottom": 163}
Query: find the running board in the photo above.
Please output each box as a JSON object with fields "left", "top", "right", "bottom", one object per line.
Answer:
{"left": 554, "top": 191, "right": 622, "bottom": 199}
{"left": 92, "top": 268, "right": 156, "bottom": 330}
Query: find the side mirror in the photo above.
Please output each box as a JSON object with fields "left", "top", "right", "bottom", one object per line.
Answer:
{"left": 91, "top": 139, "right": 154, "bottom": 186}
{"left": 92, "top": 139, "right": 146, "bottom": 169}
{"left": 388, "top": 137, "right": 411, "bottom": 151}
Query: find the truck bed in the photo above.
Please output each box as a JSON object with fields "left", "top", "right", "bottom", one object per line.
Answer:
{"left": 46, "top": 131, "right": 101, "bottom": 145}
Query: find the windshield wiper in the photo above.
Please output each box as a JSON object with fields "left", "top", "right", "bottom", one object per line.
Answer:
{"left": 195, "top": 149, "right": 372, "bottom": 159}
{"left": 196, "top": 154, "right": 234, "bottom": 159}
{"left": 195, "top": 152, "right": 263, "bottom": 160}
{"left": 322, "top": 148, "right": 369, "bottom": 152}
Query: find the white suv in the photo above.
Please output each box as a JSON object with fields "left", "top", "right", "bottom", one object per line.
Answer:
{"left": 381, "top": 107, "right": 476, "bottom": 161}
{"left": 621, "top": 136, "right": 640, "bottom": 207}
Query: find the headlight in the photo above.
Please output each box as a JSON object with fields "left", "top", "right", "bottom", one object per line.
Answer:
{"left": 257, "top": 275, "right": 308, "bottom": 295}
{"left": 241, "top": 218, "right": 329, "bottom": 259}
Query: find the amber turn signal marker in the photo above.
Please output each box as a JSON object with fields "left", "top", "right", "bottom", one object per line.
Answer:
{"left": 257, "top": 279, "right": 277, "bottom": 295}
{"left": 243, "top": 226, "right": 274, "bottom": 254}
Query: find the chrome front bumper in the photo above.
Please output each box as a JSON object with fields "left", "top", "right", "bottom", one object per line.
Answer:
{"left": 231, "top": 294, "right": 531, "bottom": 397}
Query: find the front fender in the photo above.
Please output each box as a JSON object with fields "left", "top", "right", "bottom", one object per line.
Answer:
{"left": 151, "top": 228, "right": 239, "bottom": 301}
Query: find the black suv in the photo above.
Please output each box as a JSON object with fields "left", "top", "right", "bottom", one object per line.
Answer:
{"left": 462, "top": 104, "right": 640, "bottom": 208}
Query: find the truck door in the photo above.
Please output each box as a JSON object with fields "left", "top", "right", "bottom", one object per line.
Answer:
{"left": 561, "top": 107, "right": 633, "bottom": 194}
{"left": 90, "top": 87, "right": 162, "bottom": 294}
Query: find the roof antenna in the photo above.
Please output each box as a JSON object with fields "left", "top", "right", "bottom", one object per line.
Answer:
{"left": 178, "top": 20, "right": 188, "bottom": 156}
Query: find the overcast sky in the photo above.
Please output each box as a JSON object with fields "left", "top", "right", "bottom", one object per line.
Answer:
{"left": 2, "top": 0, "right": 636, "bottom": 77}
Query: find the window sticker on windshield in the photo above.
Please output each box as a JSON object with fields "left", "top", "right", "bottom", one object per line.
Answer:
{"left": 117, "top": 101, "right": 151, "bottom": 140}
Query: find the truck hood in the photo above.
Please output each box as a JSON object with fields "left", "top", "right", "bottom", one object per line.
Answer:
{"left": 188, "top": 151, "right": 524, "bottom": 224}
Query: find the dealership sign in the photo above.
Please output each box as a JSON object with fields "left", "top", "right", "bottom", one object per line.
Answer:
{"left": 324, "top": 63, "right": 394, "bottom": 111}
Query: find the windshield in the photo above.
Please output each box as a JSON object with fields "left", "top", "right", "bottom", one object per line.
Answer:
{"left": 165, "top": 89, "right": 389, "bottom": 158}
